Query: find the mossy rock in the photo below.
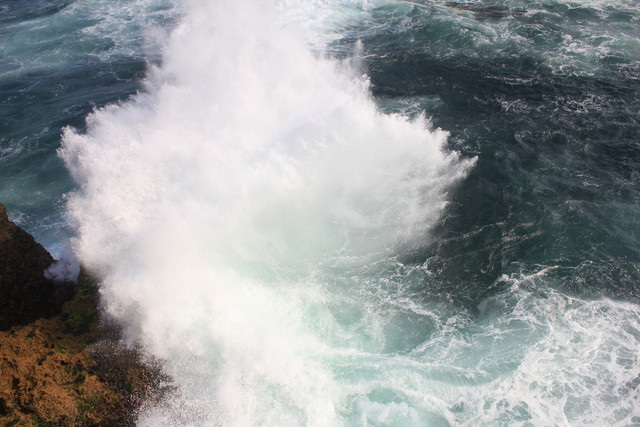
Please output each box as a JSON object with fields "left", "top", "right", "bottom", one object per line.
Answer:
{"left": 0, "top": 272, "right": 172, "bottom": 426}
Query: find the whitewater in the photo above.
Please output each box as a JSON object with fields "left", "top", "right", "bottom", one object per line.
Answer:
{"left": 60, "top": 1, "right": 474, "bottom": 423}
{"left": 1, "top": 0, "right": 639, "bottom": 424}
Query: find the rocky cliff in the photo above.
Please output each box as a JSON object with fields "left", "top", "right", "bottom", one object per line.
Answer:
{"left": 0, "top": 203, "right": 72, "bottom": 330}
{"left": 0, "top": 203, "right": 169, "bottom": 425}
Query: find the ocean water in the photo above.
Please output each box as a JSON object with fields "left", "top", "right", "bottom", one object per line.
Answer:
{"left": 2, "top": 0, "right": 640, "bottom": 425}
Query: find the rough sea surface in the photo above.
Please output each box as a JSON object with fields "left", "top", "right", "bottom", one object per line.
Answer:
{"left": 2, "top": 0, "right": 640, "bottom": 425}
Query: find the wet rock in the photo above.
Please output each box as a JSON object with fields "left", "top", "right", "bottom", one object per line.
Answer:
{"left": 0, "top": 203, "right": 72, "bottom": 330}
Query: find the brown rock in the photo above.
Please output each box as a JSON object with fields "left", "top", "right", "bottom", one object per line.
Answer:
{"left": 0, "top": 207, "right": 172, "bottom": 424}
{"left": 0, "top": 270, "right": 172, "bottom": 425}
{"left": 0, "top": 318, "right": 117, "bottom": 425}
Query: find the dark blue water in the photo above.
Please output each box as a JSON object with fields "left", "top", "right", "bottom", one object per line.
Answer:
{"left": 341, "top": 0, "right": 640, "bottom": 305}
{"left": 0, "top": 0, "right": 174, "bottom": 253}
{"left": 2, "top": 0, "right": 640, "bottom": 424}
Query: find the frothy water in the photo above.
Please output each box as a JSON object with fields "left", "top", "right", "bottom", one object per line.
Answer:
{"left": 61, "top": 1, "right": 469, "bottom": 424}
{"left": 58, "top": 0, "right": 640, "bottom": 425}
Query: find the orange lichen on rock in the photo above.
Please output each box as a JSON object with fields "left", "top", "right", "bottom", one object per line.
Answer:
{"left": 0, "top": 271, "right": 170, "bottom": 426}
{"left": 0, "top": 203, "right": 171, "bottom": 426}
{"left": 0, "top": 318, "right": 117, "bottom": 425}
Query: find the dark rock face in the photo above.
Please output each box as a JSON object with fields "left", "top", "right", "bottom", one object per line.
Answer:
{"left": 0, "top": 203, "right": 72, "bottom": 330}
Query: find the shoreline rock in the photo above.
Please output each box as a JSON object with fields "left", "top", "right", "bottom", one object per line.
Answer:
{"left": 0, "top": 203, "right": 171, "bottom": 425}
{"left": 0, "top": 203, "right": 73, "bottom": 330}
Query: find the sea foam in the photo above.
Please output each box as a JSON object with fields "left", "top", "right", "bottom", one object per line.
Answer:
{"left": 59, "top": 1, "right": 470, "bottom": 424}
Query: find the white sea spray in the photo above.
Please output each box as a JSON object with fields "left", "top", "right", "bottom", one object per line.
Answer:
{"left": 57, "top": 0, "right": 640, "bottom": 425}
{"left": 60, "top": 0, "right": 470, "bottom": 424}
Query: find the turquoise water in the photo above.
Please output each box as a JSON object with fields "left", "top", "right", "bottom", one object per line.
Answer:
{"left": 3, "top": 0, "right": 640, "bottom": 425}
